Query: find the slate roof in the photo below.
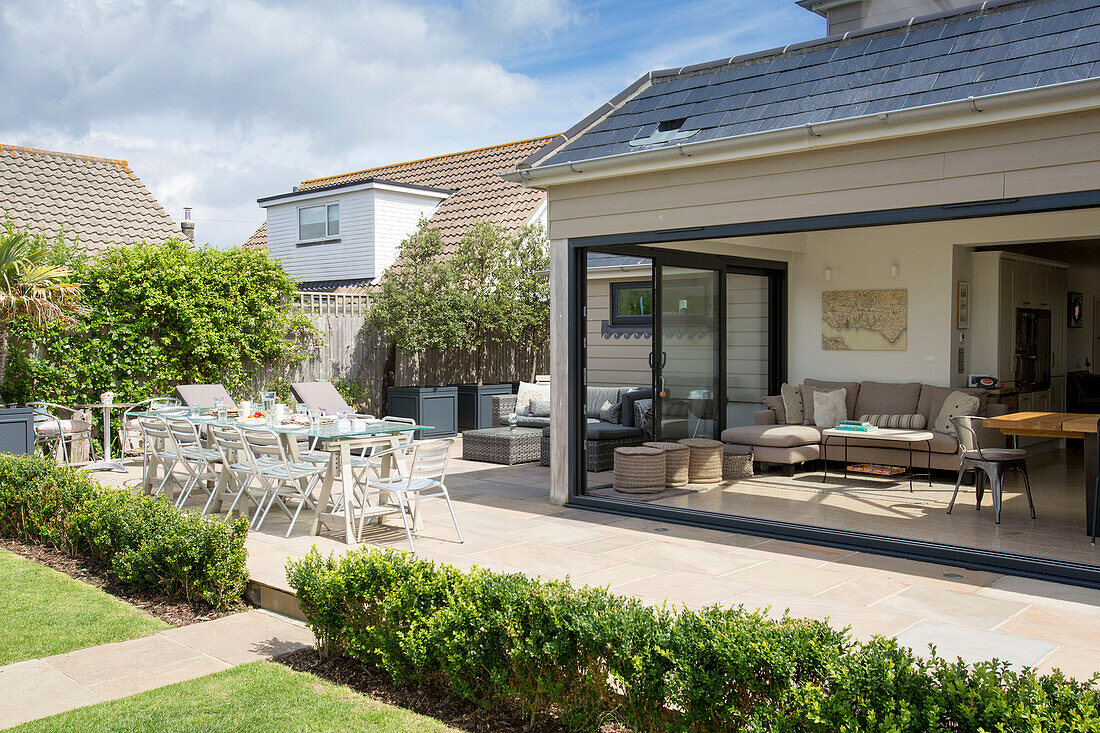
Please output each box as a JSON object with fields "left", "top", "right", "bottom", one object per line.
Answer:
{"left": 0, "top": 144, "right": 181, "bottom": 252}
{"left": 529, "top": 0, "right": 1100, "bottom": 169}
{"left": 297, "top": 135, "right": 554, "bottom": 248}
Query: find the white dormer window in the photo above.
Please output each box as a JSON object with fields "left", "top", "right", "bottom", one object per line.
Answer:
{"left": 298, "top": 203, "right": 339, "bottom": 242}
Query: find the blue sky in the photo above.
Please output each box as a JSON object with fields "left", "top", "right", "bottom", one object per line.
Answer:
{"left": 1, "top": 1, "right": 824, "bottom": 246}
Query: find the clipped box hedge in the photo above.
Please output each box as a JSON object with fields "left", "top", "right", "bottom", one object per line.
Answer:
{"left": 0, "top": 455, "right": 248, "bottom": 610}
{"left": 288, "top": 546, "right": 1100, "bottom": 733}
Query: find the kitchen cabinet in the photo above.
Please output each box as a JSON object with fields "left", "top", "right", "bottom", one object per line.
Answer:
{"left": 1013, "top": 263, "right": 1052, "bottom": 309}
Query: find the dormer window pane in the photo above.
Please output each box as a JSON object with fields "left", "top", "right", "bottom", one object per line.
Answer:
{"left": 299, "top": 206, "right": 326, "bottom": 240}
{"left": 327, "top": 204, "right": 339, "bottom": 236}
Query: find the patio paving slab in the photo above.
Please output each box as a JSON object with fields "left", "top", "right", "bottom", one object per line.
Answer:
{"left": 0, "top": 659, "right": 101, "bottom": 728}
{"left": 725, "top": 559, "right": 857, "bottom": 595}
{"left": 733, "top": 587, "right": 920, "bottom": 641}
{"left": 872, "top": 585, "right": 1028, "bottom": 630}
{"left": 613, "top": 569, "right": 756, "bottom": 609}
{"left": 895, "top": 620, "right": 1058, "bottom": 670}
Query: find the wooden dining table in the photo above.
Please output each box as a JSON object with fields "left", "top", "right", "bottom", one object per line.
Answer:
{"left": 983, "top": 412, "right": 1099, "bottom": 535}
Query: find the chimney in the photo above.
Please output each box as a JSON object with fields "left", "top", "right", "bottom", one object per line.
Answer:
{"left": 797, "top": 1, "right": 970, "bottom": 35}
{"left": 180, "top": 207, "right": 195, "bottom": 243}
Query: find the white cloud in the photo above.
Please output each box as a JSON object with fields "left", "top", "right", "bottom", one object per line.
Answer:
{"left": 0, "top": 0, "right": 565, "bottom": 245}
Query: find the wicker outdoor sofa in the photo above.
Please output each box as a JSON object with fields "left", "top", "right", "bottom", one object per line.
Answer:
{"left": 491, "top": 386, "right": 653, "bottom": 472}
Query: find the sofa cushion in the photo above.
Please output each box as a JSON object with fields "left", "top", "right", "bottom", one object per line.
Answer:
{"left": 855, "top": 381, "right": 921, "bottom": 418}
{"left": 529, "top": 394, "right": 552, "bottom": 417}
{"left": 803, "top": 379, "right": 861, "bottom": 419}
{"left": 762, "top": 395, "right": 786, "bottom": 424}
{"left": 586, "top": 386, "right": 622, "bottom": 419}
{"left": 813, "top": 388, "right": 847, "bottom": 428}
{"left": 934, "top": 391, "right": 981, "bottom": 434}
{"left": 858, "top": 413, "right": 927, "bottom": 430}
{"left": 586, "top": 423, "right": 644, "bottom": 441}
{"left": 721, "top": 424, "right": 821, "bottom": 448}
{"left": 515, "top": 381, "right": 550, "bottom": 416}
{"left": 916, "top": 385, "right": 985, "bottom": 425}
{"left": 516, "top": 415, "right": 552, "bottom": 428}
{"left": 800, "top": 386, "right": 846, "bottom": 426}
{"left": 780, "top": 383, "right": 803, "bottom": 424}
{"left": 620, "top": 387, "right": 653, "bottom": 428}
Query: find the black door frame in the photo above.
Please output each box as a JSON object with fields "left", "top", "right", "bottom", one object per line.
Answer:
{"left": 566, "top": 189, "right": 1100, "bottom": 589}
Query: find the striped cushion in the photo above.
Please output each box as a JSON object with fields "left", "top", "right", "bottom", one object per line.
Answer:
{"left": 858, "top": 413, "right": 927, "bottom": 429}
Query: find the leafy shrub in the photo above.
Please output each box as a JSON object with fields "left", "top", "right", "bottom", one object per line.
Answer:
{"left": 2, "top": 238, "right": 315, "bottom": 406}
{"left": 0, "top": 454, "right": 248, "bottom": 609}
{"left": 288, "top": 546, "right": 1100, "bottom": 733}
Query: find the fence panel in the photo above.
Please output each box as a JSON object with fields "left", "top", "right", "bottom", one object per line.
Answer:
{"left": 289, "top": 291, "right": 548, "bottom": 414}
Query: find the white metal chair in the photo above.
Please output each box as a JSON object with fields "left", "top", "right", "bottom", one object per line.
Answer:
{"left": 164, "top": 418, "right": 224, "bottom": 510}
{"left": 239, "top": 428, "right": 328, "bottom": 537}
{"left": 120, "top": 397, "right": 181, "bottom": 457}
{"left": 137, "top": 417, "right": 181, "bottom": 499}
{"left": 29, "top": 402, "right": 96, "bottom": 465}
{"left": 381, "top": 415, "right": 416, "bottom": 447}
{"left": 206, "top": 424, "right": 266, "bottom": 519}
{"left": 361, "top": 438, "right": 462, "bottom": 551}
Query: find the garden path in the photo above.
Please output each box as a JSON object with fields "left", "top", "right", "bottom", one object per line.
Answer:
{"left": 0, "top": 610, "right": 313, "bottom": 729}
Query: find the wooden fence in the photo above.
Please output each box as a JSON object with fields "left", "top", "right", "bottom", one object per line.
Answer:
{"left": 289, "top": 291, "right": 548, "bottom": 414}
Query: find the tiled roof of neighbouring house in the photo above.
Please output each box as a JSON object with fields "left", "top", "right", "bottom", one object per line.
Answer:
{"left": 0, "top": 144, "right": 181, "bottom": 252}
{"left": 243, "top": 221, "right": 266, "bottom": 249}
{"left": 297, "top": 135, "right": 554, "bottom": 248}
{"left": 528, "top": 0, "right": 1100, "bottom": 169}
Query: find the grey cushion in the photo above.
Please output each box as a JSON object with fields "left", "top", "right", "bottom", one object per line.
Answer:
{"left": 855, "top": 381, "right": 921, "bottom": 418}
{"left": 620, "top": 387, "right": 653, "bottom": 428}
{"left": 964, "top": 448, "right": 1027, "bottom": 461}
{"left": 803, "top": 379, "right": 861, "bottom": 419}
{"left": 291, "top": 382, "right": 353, "bottom": 414}
{"left": 721, "top": 424, "right": 821, "bottom": 447}
{"left": 800, "top": 386, "right": 845, "bottom": 426}
{"left": 175, "top": 384, "right": 236, "bottom": 409}
{"left": 586, "top": 386, "right": 622, "bottom": 419}
{"left": 516, "top": 416, "right": 552, "bottom": 428}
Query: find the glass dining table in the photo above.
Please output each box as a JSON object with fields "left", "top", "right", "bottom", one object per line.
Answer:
{"left": 132, "top": 408, "right": 432, "bottom": 543}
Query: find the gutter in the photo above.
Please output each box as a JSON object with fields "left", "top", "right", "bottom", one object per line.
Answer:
{"left": 502, "top": 77, "right": 1100, "bottom": 188}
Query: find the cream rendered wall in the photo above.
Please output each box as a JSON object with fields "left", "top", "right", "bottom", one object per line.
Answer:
{"left": 1067, "top": 263, "right": 1100, "bottom": 371}
{"left": 788, "top": 227, "right": 955, "bottom": 386}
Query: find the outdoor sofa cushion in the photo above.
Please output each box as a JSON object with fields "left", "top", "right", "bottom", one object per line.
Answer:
{"left": 174, "top": 384, "right": 236, "bottom": 409}
{"left": 291, "top": 382, "right": 353, "bottom": 414}
{"left": 586, "top": 386, "right": 623, "bottom": 419}
{"left": 620, "top": 387, "right": 653, "bottom": 428}
{"left": 720, "top": 424, "right": 820, "bottom": 448}
{"left": 855, "top": 381, "right": 922, "bottom": 418}
{"left": 516, "top": 416, "right": 552, "bottom": 428}
{"left": 35, "top": 418, "right": 91, "bottom": 436}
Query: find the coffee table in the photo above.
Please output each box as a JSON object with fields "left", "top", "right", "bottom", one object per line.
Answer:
{"left": 462, "top": 426, "right": 542, "bottom": 464}
{"left": 820, "top": 427, "right": 935, "bottom": 491}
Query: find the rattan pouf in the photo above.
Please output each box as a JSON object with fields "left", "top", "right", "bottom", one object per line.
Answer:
{"left": 613, "top": 446, "right": 666, "bottom": 494}
{"left": 643, "top": 441, "right": 689, "bottom": 487}
{"left": 678, "top": 438, "right": 723, "bottom": 484}
{"left": 723, "top": 444, "right": 754, "bottom": 481}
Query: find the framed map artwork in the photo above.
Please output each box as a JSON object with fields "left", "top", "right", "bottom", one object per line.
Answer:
{"left": 822, "top": 289, "right": 908, "bottom": 351}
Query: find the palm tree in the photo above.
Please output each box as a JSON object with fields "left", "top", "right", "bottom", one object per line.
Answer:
{"left": 0, "top": 229, "right": 84, "bottom": 385}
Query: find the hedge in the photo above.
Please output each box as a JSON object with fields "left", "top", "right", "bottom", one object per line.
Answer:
{"left": 0, "top": 455, "right": 248, "bottom": 610}
{"left": 287, "top": 546, "right": 1100, "bottom": 733}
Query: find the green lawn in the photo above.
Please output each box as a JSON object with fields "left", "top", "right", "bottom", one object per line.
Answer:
{"left": 0, "top": 549, "right": 168, "bottom": 665}
{"left": 13, "top": 661, "right": 460, "bottom": 732}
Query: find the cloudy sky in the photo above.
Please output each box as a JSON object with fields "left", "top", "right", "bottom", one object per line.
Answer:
{"left": 1, "top": 0, "right": 824, "bottom": 246}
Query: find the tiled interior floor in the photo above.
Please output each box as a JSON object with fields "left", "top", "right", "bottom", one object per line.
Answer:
{"left": 587, "top": 446, "right": 1100, "bottom": 566}
{"left": 96, "top": 439, "right": 1100, "bottom": 680}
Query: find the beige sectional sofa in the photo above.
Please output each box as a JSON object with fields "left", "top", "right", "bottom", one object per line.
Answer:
{"left": 721, "top": 378, "right": 1008, "bottom": 473}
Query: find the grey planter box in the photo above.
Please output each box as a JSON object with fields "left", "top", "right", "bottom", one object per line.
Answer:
{"left": 456, "top": 383, "right": 514, "bottom": 431}
{"left": 0, "top": 406, "right": 36, "bottom": 455}
{"left": 387, "top": 386, "right": 457, "bottom": 439}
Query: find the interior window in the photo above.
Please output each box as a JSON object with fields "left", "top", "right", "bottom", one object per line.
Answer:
{"left": 611, "top": 281, "right": 653, "bottom": 326}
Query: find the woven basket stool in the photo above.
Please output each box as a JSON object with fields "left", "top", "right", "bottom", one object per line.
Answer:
{"left": 723, "top": 444, "right": 754, "bottom": 481}
{"left": 613, "top": 446, "right": 666, "bottom": 494}
{"left": 643, "top": 441, "right": 689, "bottom": 487}
{"left": 678, "top": 438, "right": 723, "bottom": 484}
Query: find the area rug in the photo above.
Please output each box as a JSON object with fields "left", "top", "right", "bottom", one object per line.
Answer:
{"left": 732, "top": 472, "right": 987, "bottom": 508}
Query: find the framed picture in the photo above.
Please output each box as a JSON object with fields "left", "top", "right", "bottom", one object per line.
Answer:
{"left": 956, "top": 280, "right": 970, "bottom": 330}
{"left": 1069, "top": 291, "right": 1084, "bottom": 328}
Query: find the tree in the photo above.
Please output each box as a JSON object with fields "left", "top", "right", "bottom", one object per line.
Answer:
{"left": 495, "top": 224, "right": 550, "bottom": 381}
{"left": 449, "top": 221, "right": 508, "bottom": 385}
{"left": 0, "top": 225, "right": 84, "bottom": 391}
{"left": 369, "top": 219, "right": 466, "bottom": 386}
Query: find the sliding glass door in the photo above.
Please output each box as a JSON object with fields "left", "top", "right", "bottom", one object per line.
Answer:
{"left": 655, "top": 265, "right": 721, "bottom": 441}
